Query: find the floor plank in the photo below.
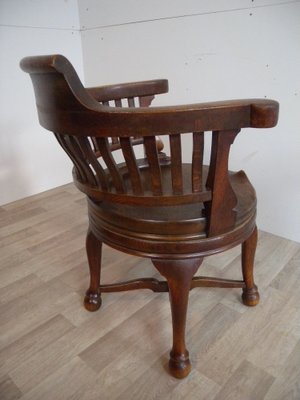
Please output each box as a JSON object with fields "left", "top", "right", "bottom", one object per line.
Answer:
{"left": 0, "top": 375, "right": 22, "bottom": 400}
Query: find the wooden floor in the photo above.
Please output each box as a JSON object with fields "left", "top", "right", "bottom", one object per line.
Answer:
{"left": 0, "top": 183, "right": 299, "bottom": 400}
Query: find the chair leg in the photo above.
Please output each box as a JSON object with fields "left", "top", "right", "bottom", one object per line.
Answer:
{"left": 84, "top": 227, "right": 102, "bottom": 311}
{"left": 241, "top": 225, "right": 260, "bottom": 306}
{"left": 152, "top": 258, "right": 202, "bottom": 379}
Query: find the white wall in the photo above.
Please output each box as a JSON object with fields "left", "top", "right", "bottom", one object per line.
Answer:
{"left": 0, "top": 0, "right": 83, "bottom": 205}
{"left": 1, "top": 1, "right": 299, "bottom": 243}
{"left": 80, "top": 1, "right": 300, "bottom": 243}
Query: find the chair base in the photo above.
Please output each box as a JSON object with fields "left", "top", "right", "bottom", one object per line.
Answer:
{"left": 83, "top": 223, "right": 259, "bottom": 378}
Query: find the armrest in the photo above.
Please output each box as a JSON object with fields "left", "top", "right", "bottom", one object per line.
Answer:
{"left": 86, "top": 79, "right": 169, "bottom": 102}
{"left": 20, "top": 55, "right": 278, "bottom": 136}
{"left": 89, "top": 99, "right": 279, "bottom": 136}
{"left": 37, "top": 84, "right": 279, "bottom": 136}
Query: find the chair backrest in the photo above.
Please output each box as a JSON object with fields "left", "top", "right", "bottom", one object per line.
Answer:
{"left": 20, "top": 54, "right": 278, "bottom": 236}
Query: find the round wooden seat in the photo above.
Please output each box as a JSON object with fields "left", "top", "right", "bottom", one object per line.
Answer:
{"left": 87, "top": 166, "right": 256, "bottom": 259}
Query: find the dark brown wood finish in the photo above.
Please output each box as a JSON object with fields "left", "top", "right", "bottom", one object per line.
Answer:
{"left": 84, "top": 228, "right": 102, "bottom": 312}
{"left": 20, "top": 54, "right": 279, "bottom": 379}
{"left": 152, "top": 258, "right": 203, "bottom": 378}
{"left": 242, "top": 225, "right": 260, "bottom": 306}
{"left": 192, "top": 132, "right": 204, "bottom": 192}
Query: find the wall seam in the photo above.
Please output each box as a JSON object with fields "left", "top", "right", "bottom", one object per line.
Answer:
{"left": 79, "top": 0, "right": 300, "bottom": 31}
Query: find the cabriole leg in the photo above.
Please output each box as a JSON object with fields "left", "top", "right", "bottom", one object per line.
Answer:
{"left": 152, "top": 258, "right": 202, "bottom": 379}
{"left": 84, "top": 227, "right": 102, "bottom": 311}
{"left": 241, "top": 225, "right": 260, "bottom": 306}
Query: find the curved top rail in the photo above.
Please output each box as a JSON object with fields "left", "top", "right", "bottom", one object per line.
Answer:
{"left": 20, "top": 54, "right": 279, "bottom": 136}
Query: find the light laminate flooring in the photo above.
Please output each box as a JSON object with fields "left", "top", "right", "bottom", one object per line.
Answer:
{"left": 0, "top": 183, "right": 299, "bottom": 400}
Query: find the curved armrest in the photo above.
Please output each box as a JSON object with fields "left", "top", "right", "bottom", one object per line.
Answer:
{"left": 20, "top": 55, "right": 279, "bottom": 136}
{"left": 86, "top": 79, "right": 169, "bottom": 102}
{"left": 90, "top": 99, "right": 279, "bottom": 136}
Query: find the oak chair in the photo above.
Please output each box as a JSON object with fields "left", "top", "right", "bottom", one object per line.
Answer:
{"left": 20, "top": 54, "right": 279, "bottom": 379}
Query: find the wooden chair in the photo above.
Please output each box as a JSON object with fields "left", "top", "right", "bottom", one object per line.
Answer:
{"left": 20, "top": 54, "right": 279, "bottom": 379}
